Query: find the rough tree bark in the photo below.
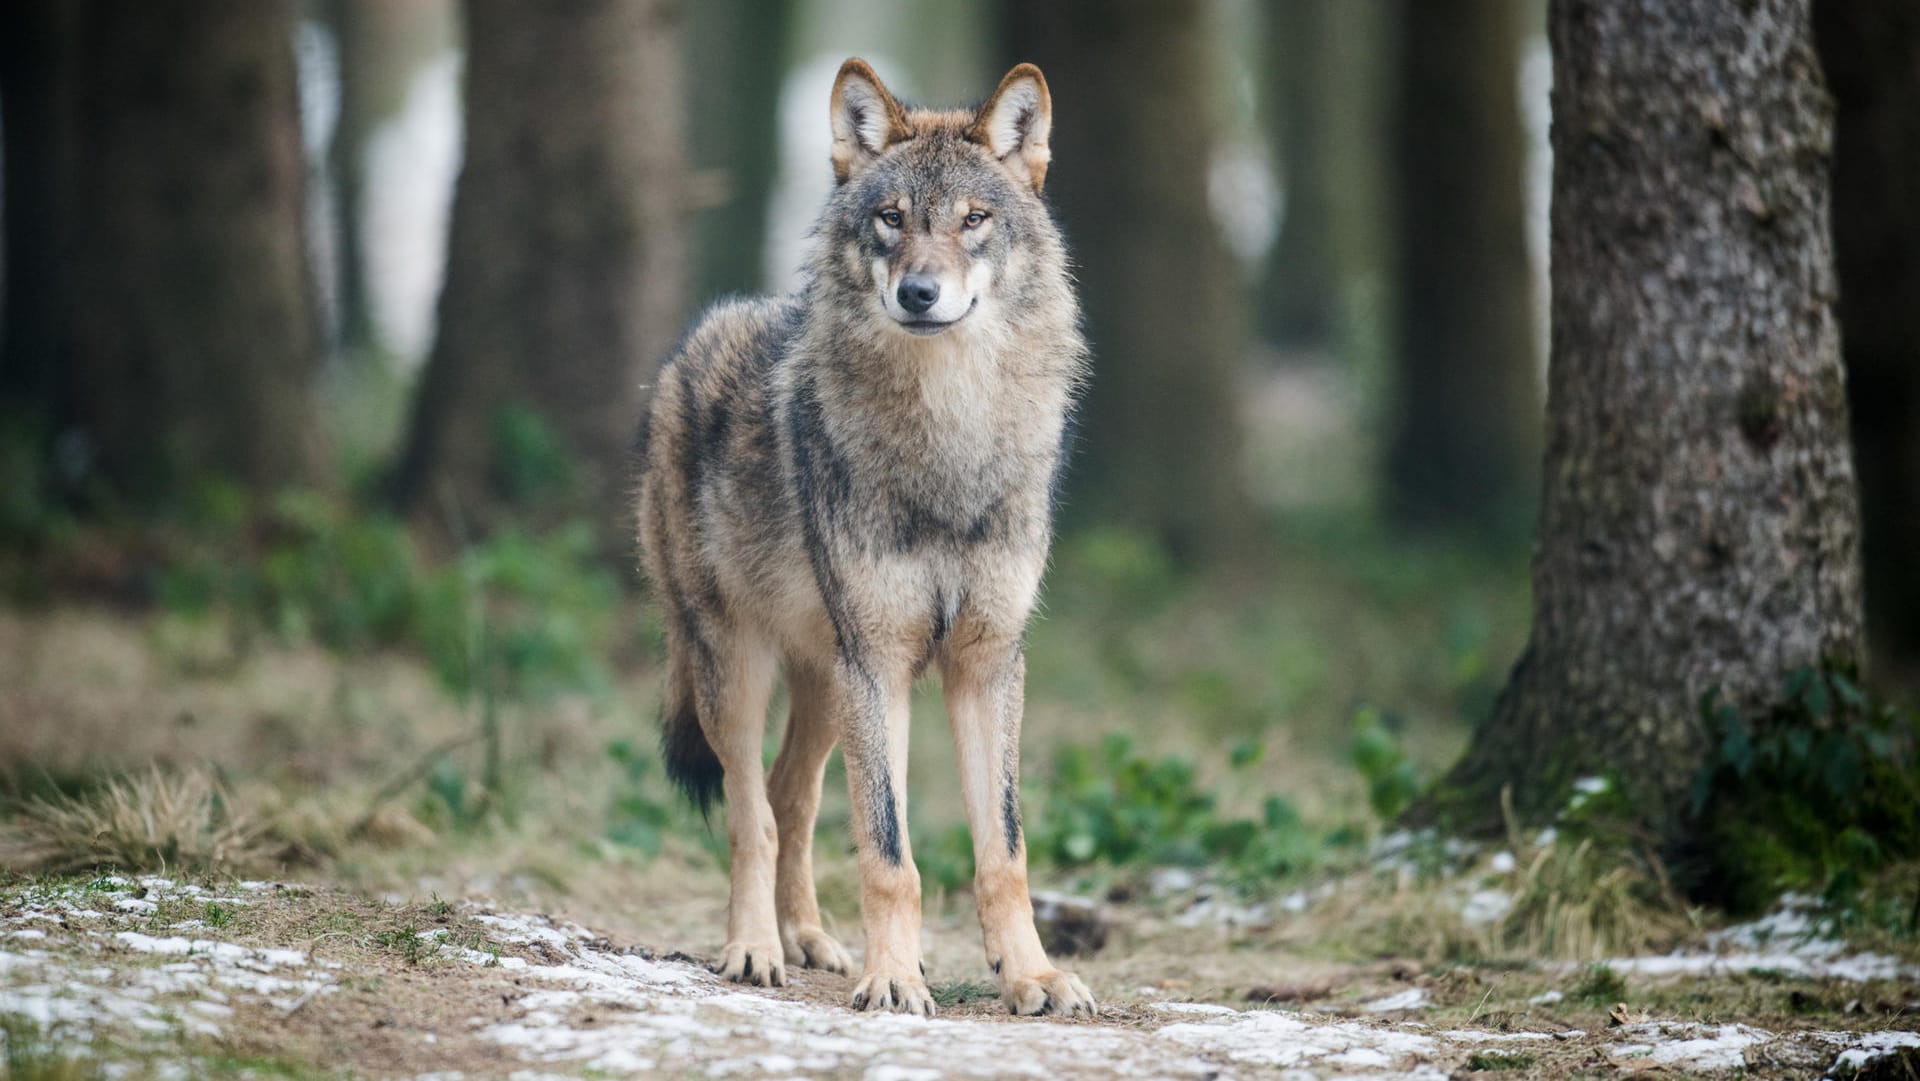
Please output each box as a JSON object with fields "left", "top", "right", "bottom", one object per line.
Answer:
{"left": 686, "top": 0, "right": 790, "bottom": 305}
{"left": 394, "top": 0, "right": 687, "bottom": 549}
{"left": 1431, "top": 0, "right": 1864, "bottom": 829}
{"left": 1259, "top": 0, "right": 1342, "bottom": 351}
{"left": 1812, "top": 1, "right": 1920, "bottom": 690}
{"left": 1383, "top": 0, "right": 1539, "bottom": 535}
{"left": 1005, "top": 0, "right": 1253, "bottom": 564}
{"left": 61, "top": 0, "right": 323, "bottom": 499}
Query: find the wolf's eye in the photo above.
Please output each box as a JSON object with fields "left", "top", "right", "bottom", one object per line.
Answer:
{"left": 878, "top": 209, "right": 904, "bottom": 229}
{"left": 964, "top": 210, "right": 990, "bottom": 229}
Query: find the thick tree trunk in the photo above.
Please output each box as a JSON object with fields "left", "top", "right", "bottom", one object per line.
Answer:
{"left": 686, "top": 0, "right": 790, "bottom": 305}
{"left": 1383, "top": 0, "right": 1539, "bottom": 536}
{"left": 1812, "top": 2, "right": 1920, "bottom": 691}
{"left": 1259, "top": 0, "right": 1341, "bottom": 351}
{"left": 0, "top": 0, "right": 79, "bottom": 431}
{"left": 394, "top": 0, "right": 687, "bottom": 549}
{"left": 1006, "top": 0, "right": 1253, "bottom": 564}
{"left": 62, "top": 0, "right": 323, "bottom": 500}
{"left": 1432, "top": 0, "right": 1864, "bottom": 830}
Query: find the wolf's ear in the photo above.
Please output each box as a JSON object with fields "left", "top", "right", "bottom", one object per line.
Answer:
{"left": 970, "top": 63, "right": 1052, "bottom": 192}
{"left": 830, "top": 58, "right": 910, "bottom": 183}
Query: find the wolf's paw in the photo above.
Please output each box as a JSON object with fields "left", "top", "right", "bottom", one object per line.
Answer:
{"left": 1001, "top": 969, "right": 1097, "bottom": 1017}
{"left": 850, "top": 970, "right": 935, "bottom": 1017}
{"left": 714, "top": 941, "right": 786, "bottom": 987}
{"left": 783, "top": 925, "right": 854, "bottom": 974}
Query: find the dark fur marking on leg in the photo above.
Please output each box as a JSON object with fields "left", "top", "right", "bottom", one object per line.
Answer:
{"left": 1000, "top": 762, "right": 1022, "bottom": 859}
{"left": 868, "top": 757, "right": 903, "bottom": 866}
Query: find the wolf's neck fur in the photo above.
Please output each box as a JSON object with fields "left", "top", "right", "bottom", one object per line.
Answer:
{"left": 793, "top": 297, "right": 1079, "bottom": 494}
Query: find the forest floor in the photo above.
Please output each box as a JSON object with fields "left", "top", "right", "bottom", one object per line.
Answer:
{"left": 2, "top": 872, "right": 1916, "bottom": 1079}
{"left": 2, "top": 584, "right": 1917, "bottom": 1079}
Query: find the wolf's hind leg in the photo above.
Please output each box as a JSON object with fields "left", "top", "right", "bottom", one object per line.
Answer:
{"left": 768, "top": 661, "right": 853, "bottom": 973}
{"left": 943, "top": 640, "right": 1095, "bottom": 1017}
{"left": 699, "top": 633, "right": 785, "bottom": 987}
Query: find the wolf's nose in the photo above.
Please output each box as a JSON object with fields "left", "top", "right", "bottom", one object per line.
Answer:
{"left": 897, "top": 275, "right": 941, "bottom": 315}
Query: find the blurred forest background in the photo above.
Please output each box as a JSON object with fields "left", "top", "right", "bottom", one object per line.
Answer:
{"left": 1, "top": 0, "right": 1918, "bottom": 1005}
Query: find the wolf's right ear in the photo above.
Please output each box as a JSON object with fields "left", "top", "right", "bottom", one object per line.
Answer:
{"left": 830, "top": 58, "right": 910, "bottom": 183}
{"left": 970, "top": 63, "right": 1052, "bottom": 192}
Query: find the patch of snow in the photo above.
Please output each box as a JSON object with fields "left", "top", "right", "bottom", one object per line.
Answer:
{"left": 1360, "top": 988, "right": 1429, "bottom": 1013}
{"left": 1460, "top": 889, "right": 1513, "bottom": 926}
{"left": 1528, "top": 989, "right": 1563, "bottom": 1005}
{"left": 1827, "top": 1029, "right": 1920, "bottom": 1076}
{"left": 1616, "top": 1022, "right": 1771, "bottom": 1071}
{"left": 1487, "top": 851, "right": 1516, "bottom": 874}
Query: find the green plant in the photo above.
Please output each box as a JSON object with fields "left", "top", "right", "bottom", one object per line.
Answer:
{"left": 1030, "top": 735, "right": 1319, "bottom": 884}
{"left": 1571, "top": 962, "right": 1627, "bottom": 1005}
{"left": 202, "top": 901, "right": 236, "bottom": 929}
{"left": 1464, "top": 1050, "right": 1535, "bottom": 1071}
{"left": 1351, "top": 707, "right": 1420, "bottom": 821}
{"left": 1691, "top": 667, "right": 1920, "bottom": 916}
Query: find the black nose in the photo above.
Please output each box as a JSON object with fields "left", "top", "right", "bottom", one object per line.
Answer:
{"left": 897, "top": 275, "right": 940, "bottom": 315}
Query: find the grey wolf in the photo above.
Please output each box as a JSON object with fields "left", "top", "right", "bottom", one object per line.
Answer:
{"left": 634, "top": 58, "right": 1092, "bottom": 1017}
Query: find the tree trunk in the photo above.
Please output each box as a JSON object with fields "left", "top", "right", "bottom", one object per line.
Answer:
{"left": 1812, "top": 1, "right": 1920, "bottom": 691}
{"left": 1005, "top": 0, "right": 1253, "bottom": 564}
{"left": 394, "top": 0, "right": 687, "bottom": 550}
{"left": 324, "top": 0, "right": 376, "bottom": 356}
{"left": 1382, "top": 0, "right": 1539, "bottom": 536}
{"left": 59, "top": 0, "right": 323, "bottom": 501}
{"left": 0, "top": 0, "right": 79, "bottom": 433}
{"left": 1258, "top": 0, "right": 1341, "bottom": 351}
{"left": 686, "top": 0, "right": 790, "bottom": 305}
{"left": 1431, "top": 0, "right": 1864, "bottom": 832}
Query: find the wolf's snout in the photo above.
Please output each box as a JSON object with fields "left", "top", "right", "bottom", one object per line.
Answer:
{"left": 897, "top": 275, "right": 941, "bottom": 315}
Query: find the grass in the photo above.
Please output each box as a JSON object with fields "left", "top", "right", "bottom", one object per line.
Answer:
{"left": 931, "top": 979, "right": 1000, "bottom": 1007}
{"left": 1, "top": 1015, "right": 104, "bottom": 1081}
{"left": 1463, "top": 1049, "right": 1536, "bottom": 1071}
{"left": 3, "top": 766, "right": 274, "bottom": 876}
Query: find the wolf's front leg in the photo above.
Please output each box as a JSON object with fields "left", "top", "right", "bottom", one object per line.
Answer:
{"left": 700, "top": 640, "right": 786, "bottom": 987}
{"left": 943, "top": 641, "right": 1096, "bottom": 1017}
{"left": 835, "top": 661, "right": 934, "bottom": 1016}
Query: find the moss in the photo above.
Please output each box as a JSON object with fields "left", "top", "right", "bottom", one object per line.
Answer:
{"left": 1686, "top": 666, "right": 1920, "bottom": 918}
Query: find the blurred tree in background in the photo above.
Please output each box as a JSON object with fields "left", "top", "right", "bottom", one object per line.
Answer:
{"left": 687, "top": 0, "right": 792, "bottom": 304}
{"left": 1383, "top": 0, "right": 1537, "bottom": 537}
{"left": 1433, "top": 0, "right": 1862, "bottom": 833}
{"left": 8, "top": 0, "right": 324, "bottom": 503}
{"left": 394, "top": 0, "right": 688, "bottom": 551}
{"left": 0, "top": 2, "right": 77, "bottom": 442}
{"left": 1259, "top": 0, "right": 1340, "bottom": 352}
{"left": 1813, "top": 1, "right": 1920, "bottom": 692}
{"left": 1006, "top": 0, "right": 1254, "bottom": 565}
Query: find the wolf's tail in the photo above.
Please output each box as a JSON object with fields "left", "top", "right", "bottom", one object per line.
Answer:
{"left": 660, "top": 681, "right": 724, "bottom": 817}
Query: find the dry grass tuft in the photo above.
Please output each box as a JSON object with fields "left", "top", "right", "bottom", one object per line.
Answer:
{"left": 3, "top": 765, "right": 274, "bottom": 875}
{"left": 1497, "top": 837, "right": 1694, "bottom": 961}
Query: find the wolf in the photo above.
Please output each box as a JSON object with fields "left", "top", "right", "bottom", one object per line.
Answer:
{"left": 634, "top": 58, "right": 1091, "bottom": 1018}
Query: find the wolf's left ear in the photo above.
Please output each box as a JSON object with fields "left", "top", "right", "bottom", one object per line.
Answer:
{"left": 970, "top": 63, "right": 1052, "bottom": 192}
{"left": 831, "top": 58, "right": 910, "bottom": 183}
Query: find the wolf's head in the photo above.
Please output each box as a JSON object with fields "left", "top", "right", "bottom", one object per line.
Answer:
{"left": 813, "top": 58, "right": 1060, "bottom": 341}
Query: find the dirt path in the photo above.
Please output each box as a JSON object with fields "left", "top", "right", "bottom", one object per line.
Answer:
{"left": 3, "top": 876, "right": 1916, "bottom": 1079}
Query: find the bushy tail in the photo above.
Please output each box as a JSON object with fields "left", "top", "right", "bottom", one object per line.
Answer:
{"left": 660, "top": 685, "right": 723, "bottom": 817}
